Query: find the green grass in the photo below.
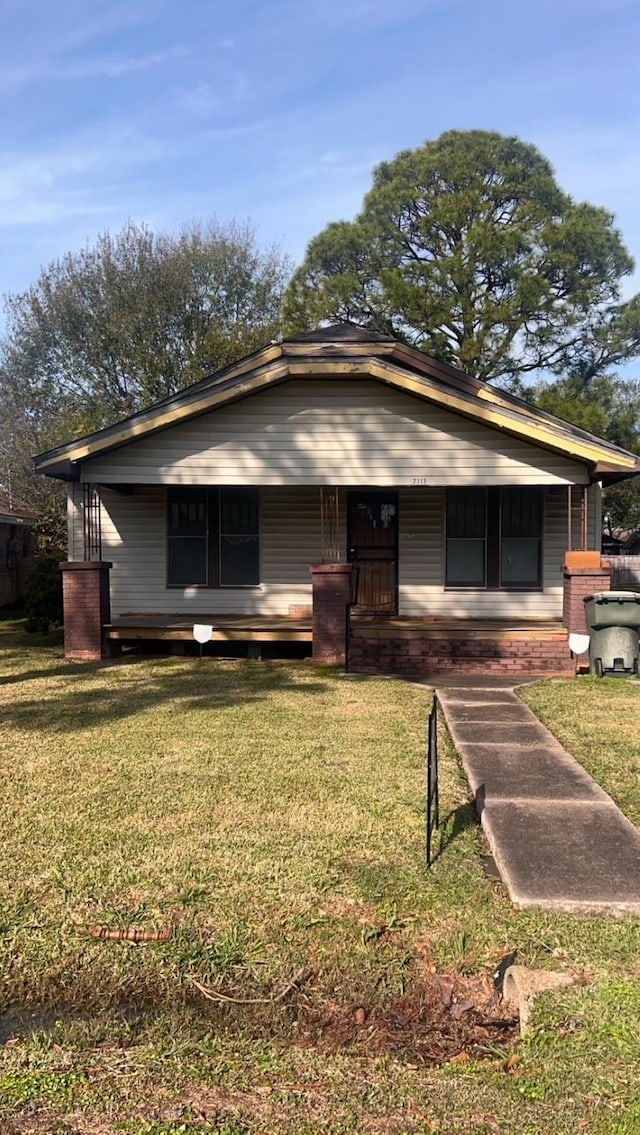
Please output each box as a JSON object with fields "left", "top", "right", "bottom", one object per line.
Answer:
{"left": 1, "top": 617, "right": 639, "bottom": 1133}
{"left": 520, "top": 675, "right": 640, "bottom": 825}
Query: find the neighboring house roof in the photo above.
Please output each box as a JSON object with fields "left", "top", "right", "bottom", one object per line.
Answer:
{"left": 0, "top": 490, "right": 34, "bottom": 526}
{"left": 33, "top": 324, "right": 640, "bottom": 483}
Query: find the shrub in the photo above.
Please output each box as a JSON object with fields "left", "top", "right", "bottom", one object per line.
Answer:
{"left": 24, "top": 557, "right": 63, "bottom": 633}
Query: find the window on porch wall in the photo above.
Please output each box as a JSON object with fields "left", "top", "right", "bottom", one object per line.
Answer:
{"left": 167, "top": 487, "right": 260, "bottom": 587}
{"left": 445, "top": 487, "right": 543, "bottom": 590}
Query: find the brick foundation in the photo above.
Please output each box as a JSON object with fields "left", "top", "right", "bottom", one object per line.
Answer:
{"left": 349, "top": 633, "right": 575, "bottom": 679}
{"left": 60, "top": 561, "right": 112, "bottom": 661}
{"left": 310, "top": 563, "right": 355, "bottom": 667}
{"left": 562, "top": 559, "right": 611, "bottom": 635}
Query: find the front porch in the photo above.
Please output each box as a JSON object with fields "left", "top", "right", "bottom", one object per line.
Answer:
{"left": 60, "top": 483, "right": 611, "bottom": 675}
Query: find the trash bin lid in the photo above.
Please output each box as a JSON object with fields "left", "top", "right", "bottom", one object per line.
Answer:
{"left": 589, "top": 591, "right": 640, "bottom": 603}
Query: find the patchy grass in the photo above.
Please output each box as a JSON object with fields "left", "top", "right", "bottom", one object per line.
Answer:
{"left": 1, "top": 617, "right": 640, "bottom": 1134}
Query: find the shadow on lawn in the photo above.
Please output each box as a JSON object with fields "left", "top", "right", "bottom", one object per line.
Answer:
{"left": 0, "top": 656, "right": 112, "bottom": 685}
{"left": 435, "top": 801, "right": 479, "bottom": 859}
{"left": 0, "top": 649, "right": 331, "bottom": 734}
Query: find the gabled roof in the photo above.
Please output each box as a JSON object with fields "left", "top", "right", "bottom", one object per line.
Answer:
{"left": 33, "top": 324, "right": 640, "bottom": 483}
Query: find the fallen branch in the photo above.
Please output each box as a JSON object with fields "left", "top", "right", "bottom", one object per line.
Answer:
{"left": 189, "top": 967, "right": 307, "bottom": 1006}
{"left": 80, "top": 926, "right": 173, "bottom": 943}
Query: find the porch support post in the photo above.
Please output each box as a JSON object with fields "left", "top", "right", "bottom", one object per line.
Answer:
{"left": 60, "top": 561, "right": 112, "bottom": 661}
{"left": 310, "top": 562, "right": 354, "bottom": 667}
{"left": 562, "top": 552, "right": 611, "bottom": 635}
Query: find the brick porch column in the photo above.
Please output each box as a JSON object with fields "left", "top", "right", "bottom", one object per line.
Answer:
{"left": 562, "top": 552, "right": 611, "bottom": 635}
{"left": 60, "top": 561, "right": 112, "bottom": 661}
{"left": 310, "top": 563, "right": 355, "bottom": 666}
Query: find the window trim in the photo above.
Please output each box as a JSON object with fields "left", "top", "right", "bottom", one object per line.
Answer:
{"left": 445, "top": 487, "right": 544, "bottom": 592}
{"left": 166, "top": 486, "right": 261, "bottom": 590}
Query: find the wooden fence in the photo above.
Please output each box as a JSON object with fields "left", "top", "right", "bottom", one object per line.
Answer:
{"left": 610, "top": 556, "right": 640, "bottom": 590}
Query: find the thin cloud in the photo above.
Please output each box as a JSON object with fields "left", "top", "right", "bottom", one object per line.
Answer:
{"left": 0, "top": 65, "right": 42, "bottom": 93}
{"left": 177, "top": 80, "right": 219, "bottom": 118}
{"left": 296, "top": 0, "right": 449, "bottom": 29}
{"left": 61, "top": 46, "right": 189, "bottom": 80}
{"left": 44, "top": 0, "right": 153, "bottom": 55}
{"left": 0, "top": 131, "right": 167, "bottom": 227}
{"left": 0, "top": 1, "right": 163, "bottom": 92}
{"left": 0, "top": 48, "right": 189, "bottom": 92}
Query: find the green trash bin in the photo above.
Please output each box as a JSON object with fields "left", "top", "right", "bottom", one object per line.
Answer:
{"left": 584, "top": 591, "right": 640, "bottom": 678}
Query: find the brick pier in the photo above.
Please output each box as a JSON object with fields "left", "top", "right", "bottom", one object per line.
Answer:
{"left": 562, "top": 553, "right": 611, "bottom": 636}
{"left": 60, "top": 560, "right": 112, "bottom": 661}
{"left": 310, "top": 562, "right": 355, "bottom": 667}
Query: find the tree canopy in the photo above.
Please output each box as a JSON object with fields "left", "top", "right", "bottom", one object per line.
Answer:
{"left": 0, "top": 219, "right": 291, "bottom": 548}
{"left": 284, "top": 130, "right": 640, "bottom": 384}
{"left": 526, "top": 371, "right": 640, "bottom": 533}
{"left": 3, "top": 219, "right": 291, "bottom": 427}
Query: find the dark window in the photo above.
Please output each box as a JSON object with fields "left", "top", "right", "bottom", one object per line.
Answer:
{"left": 167, "top": 489, "right": 208, "bottom": 586}
{"left": 219, "top": 488, "right": 260, "bottom": 586}
{"left": 500, "top": 488, "right": 542, "bottom": 588}
{"left": 446, "top": 487, "right": 543, "bottom": 590}
{"left": 445, "top": 488, "right": 487, "bottom": 587}
{"left": 167, "top": 487, "right": 259, "bottom": 587}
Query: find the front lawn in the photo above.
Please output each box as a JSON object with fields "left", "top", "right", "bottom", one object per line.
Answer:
{"left": 521, "top": 676, "right": 640, "bottom": 826}
{"left": 1, "top": 617, "right": 639, "bottom": 1134}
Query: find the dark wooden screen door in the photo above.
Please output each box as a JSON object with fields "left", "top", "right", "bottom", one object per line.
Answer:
{"left": 347, "top": 491, "right": 398, "bottom": 614}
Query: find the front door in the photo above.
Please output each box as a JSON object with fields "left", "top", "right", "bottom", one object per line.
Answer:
{"left": 347, "top": 491, "right": 398, "bottom": 614}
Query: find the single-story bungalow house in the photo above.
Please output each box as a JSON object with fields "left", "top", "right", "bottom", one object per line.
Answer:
{"left": 34, "top": 325, "right": 640, "bottom": 675}
{"left": 0, "top": 491, "right": 35, "bottom": 608}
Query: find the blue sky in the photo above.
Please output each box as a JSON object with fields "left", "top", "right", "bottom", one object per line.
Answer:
{"left": 2, "top": 0, "right": 640, "bottom": 318}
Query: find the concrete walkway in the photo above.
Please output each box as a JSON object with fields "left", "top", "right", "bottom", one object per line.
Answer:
{"left": 437, "top": 685, "right": 640, "bottom": 915}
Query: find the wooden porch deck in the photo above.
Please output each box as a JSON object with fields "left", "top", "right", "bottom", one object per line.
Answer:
{"left": 104, "top": 613, "right": 568, "bottom": 645}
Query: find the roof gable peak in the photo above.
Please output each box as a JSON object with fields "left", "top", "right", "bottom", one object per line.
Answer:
{"left": 286, "top": 322, "right": 395, "bottom": 344}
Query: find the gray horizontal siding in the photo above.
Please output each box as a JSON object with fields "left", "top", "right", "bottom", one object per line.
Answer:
{"left": 82, "top": 380, "right": 588, "bottom": 487}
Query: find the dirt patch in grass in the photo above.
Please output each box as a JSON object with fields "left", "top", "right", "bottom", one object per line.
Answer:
{"left": 177, "top": 958, "right": 519, "bottom": 1066}
{"left": 304, "top": 967, "right": 518, "bottom": 1064}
